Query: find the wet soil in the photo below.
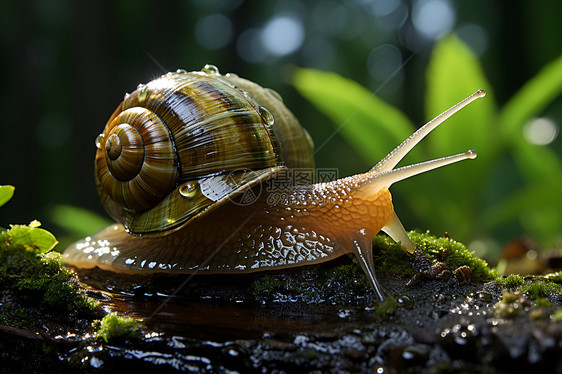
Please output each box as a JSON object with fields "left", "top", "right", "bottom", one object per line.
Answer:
{"left": 3, "top": 255, "right": 562, "bottom": 373}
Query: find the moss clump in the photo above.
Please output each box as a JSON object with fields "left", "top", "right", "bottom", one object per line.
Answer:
{"left": 494, "top": 290, "right": 530, "bottom": 318}
{"left": 96, "top": 313, "right": 143, "bottom": 343}
{"left": 502, "top": 274, "right": 524, "bottom": 289}
{"left": 373, "top": 296, "right": 399, "bottom": 319}
{"left": 372, "top": 235, "right": 414, "bottom": 277}
{"left": 322, "top": 261, "right": 371, "bottom": 292}
{"left": 543, "top": 270, "right": 562, "bottom": 284}
{"left": 497, "top": 273, "right": 562, "bottom": 303}
{"left": 0, "top": 224, "right": 98, "bottom": 325}
{"left": 552, "top": 309, "right": 562, "bottom": 322}
{"left": 373, "top": 231, "right": 497, "bottom": 282}
{"left": 252, "top": 275, "right": 283, "bottom": 297}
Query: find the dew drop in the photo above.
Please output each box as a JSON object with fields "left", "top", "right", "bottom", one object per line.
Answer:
{"left": 176, "top": 68, "right": 188, "bottom": 74}
{"left": 225, "top": 72, "right": 239, "bottom": 78}
{"left": 259, "top": 106, "right": 275, "bottom": 126}
{"left": 137, "top": 85, "right": 148, "bottom": 101}
{"left": 123, "top": 92, "right": 130, "bottom": 101}
{"left": 95, "top": 134, "right": 104, "bottom": 149}
{"left": 201, "top": 64, "right": 220, "bottom": 75}
{"left": 179, "top": 181, "right": 199, "bottom": 198}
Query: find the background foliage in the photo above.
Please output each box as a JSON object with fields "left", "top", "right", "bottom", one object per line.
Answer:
{"left": 1, "top": 0, "right": 561, "bottom": 259}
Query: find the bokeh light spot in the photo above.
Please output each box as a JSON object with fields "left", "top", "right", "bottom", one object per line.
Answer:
{"left": 456, "top": 22, "right": 488, "bottom": 56}
{"left": 261, "top": 15, "right": 304, "bottom": 56}
{"left": 412, "top": 0, "right": 456, "bottom": 40}
{"left": 523, "top": 117, "right": 559, "bottom": 146}
{"left": 195, "top": 13, "right": 233, "bottom": 50}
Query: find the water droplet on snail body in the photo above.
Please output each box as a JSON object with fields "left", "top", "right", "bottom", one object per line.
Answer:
{"left": 179, "top": 182, "right": 199, "bottom": 198}
{"left": 201, "top": 64, "right": 220, "bottom": 75}
{"left": 176, "top": 68, "right": 187, "bottom": 74}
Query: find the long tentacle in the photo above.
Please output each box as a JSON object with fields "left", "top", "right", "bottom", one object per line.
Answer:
{"left": 372, "top": 89, "right": 485, "bottom": 173}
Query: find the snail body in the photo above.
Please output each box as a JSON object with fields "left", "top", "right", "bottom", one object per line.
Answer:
{"left": 63, "top": 65, "right": 485, "bottom": 300}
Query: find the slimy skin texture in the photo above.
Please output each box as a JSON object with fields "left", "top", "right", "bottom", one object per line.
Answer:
{"left": 63, "top": 173, "right": 398, "bottom": 299}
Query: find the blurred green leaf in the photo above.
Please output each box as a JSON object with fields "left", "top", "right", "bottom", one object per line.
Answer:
{"left": 8, "top": 221, "right": 58, "bottom": 253}
{"left": 418, "top": 35, "right": 496, "bottom": 236}
{"left": 509, "top": 139, "right": 562, "bottom": 182}
{"left": 0, "top": 185, "right": 15, "bottom": 208}
{"left": 481, "top": 175, "right": 562, "bottom": 233}
{"left": 500, "top": 55, "right": 562, "bottom": 135}
{"left": 425, "top": 34, "right": 497, "bottom": 193}
{"left": 292, "top": 68, "right": 417, "bottom": 166}
{"left": 51, "top": 205, "right": 112, "bottom": 236}
{"left": 499, "top": 55, "right": 562, "bottom": 180}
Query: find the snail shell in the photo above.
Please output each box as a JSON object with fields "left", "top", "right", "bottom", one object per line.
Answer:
{"left": 95, "top": 65, "right": 314, "bottom": 236}
{"left": 63, "top": 65, "right": 485, "bottom": 300}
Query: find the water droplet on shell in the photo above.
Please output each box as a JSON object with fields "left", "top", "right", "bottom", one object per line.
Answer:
{"left": 179, "top": 182, "right": 199, "bottom": 198}
{"left": 201, "top": 64, "right": 220, "bottom": 75}
{"left": 137, "top": 85, "right": 148, "bottom": 101}
{"left": 259, "top": 106, "right": 275, "bottom": 126}
{"left": 95, "top": 134, "right": 103, "bottom": 149}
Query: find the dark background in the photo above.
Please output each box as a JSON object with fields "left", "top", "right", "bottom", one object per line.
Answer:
{"left": 1, "top": 0, "right": 561, "bottom": 252}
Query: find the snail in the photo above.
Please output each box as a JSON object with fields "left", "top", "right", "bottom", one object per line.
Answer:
{"left": 62, "top": 65, "right": 485, "bottom": 300}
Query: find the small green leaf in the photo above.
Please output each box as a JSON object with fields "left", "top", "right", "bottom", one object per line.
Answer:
{"left": 8, "top": 222, "right": 59, "bottom": 253}
{"left": 292, "top": 68, "right": 417, "bottom": 165}
{"left": 0, "top": 185, "right": 15, "bottom": 207}
{"left": 29, "top": 219, "right": 41, "bottom": 228}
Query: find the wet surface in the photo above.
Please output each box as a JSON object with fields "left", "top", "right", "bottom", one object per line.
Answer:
{"left": 63, "top": 263, "right": 562, "bottom": 373}
{"left": 4, "top": 255, "right": 562, "bottom": 373}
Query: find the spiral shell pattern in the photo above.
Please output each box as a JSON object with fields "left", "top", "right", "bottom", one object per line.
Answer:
{"left": 97, "top": 108, "right": 177, "bottom": 212}
{"left": 95, "top": 66, "right": 314, "bottom": 235}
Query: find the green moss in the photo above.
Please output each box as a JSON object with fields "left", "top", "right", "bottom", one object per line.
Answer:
{"left": 493, "top": 290, "right": 530, "bottom": 318}
{"left": 252, "top": 275, "right": 283, "bottom": 297}
{"left": 543, "top": 270, "right": 562, "bottom": 284}
{"left": 326, "top": 262, "right": 368, "bottom": 288}
{"left": 97, "top": 313, "right": 143, "bottom": 343}
{"left": 553, "top": 309, "right": 562, "bottom": 322}
{"left": 372, "top": 235, "right": 414, "bottom": 277}
{"left": 497, "top": 273, "right": 562, "bottom": 304}
{"left": 503, "top": 274, "right": 524, "bottom": 289}
{"left": 373, "top": 231, "right": 497, "bottom": 282}
{"left": 533, "top": 297, "right": 554, "bottom": 309}
{"left": 373, "top": 297, "right": 399, "bottom": 319}
{"left": 0, "top": 224, "right": 98, "bottom": 324}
